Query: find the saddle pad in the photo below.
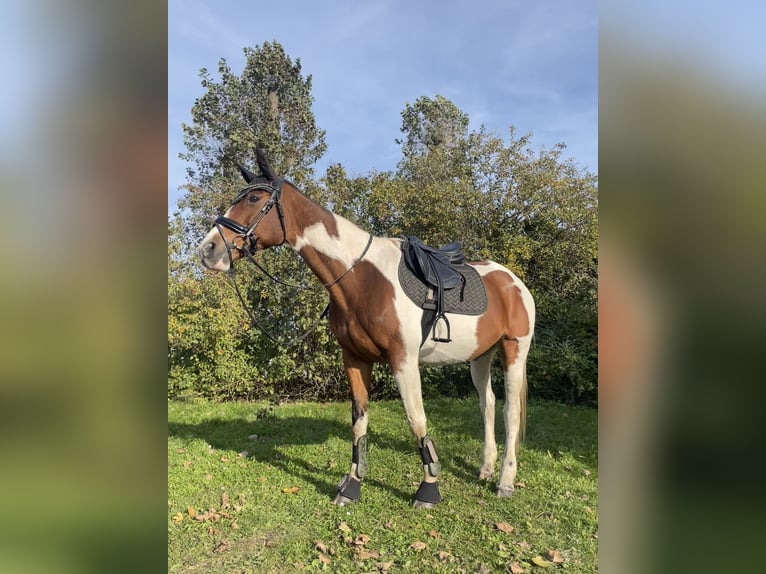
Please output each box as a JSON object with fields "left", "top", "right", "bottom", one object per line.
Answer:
{"left": 398, "top": 256, "right": 488, "bottom": 316}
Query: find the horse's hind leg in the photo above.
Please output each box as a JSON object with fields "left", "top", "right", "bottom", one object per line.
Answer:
{"left": 470, "top": 350, "right": 498, "bottom": 480}
{"left": 392, "top": 355, "right": 442, "bottom": 509}
{"left": 496, "top": 336, "right": 531, "bottom": 497}
{"left": 333, "top": 350, "right": 372, "bottom": 506}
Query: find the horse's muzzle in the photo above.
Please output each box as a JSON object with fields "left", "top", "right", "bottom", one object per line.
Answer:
{"left": 199, "top": 240, "right": 231, "bottom": 271}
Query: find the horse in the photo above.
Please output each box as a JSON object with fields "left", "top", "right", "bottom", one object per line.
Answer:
{"left": 198, "top": 147, "right": 535, "bottom": 508}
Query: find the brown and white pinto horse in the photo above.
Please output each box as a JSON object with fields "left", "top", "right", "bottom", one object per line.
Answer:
{"left": 198, "top": 149, "right": 535, "bottom": 508}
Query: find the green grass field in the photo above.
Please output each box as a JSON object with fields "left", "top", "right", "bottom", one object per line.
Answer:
{"left": 168, "top": 398, "right": 597, "bottom": 573}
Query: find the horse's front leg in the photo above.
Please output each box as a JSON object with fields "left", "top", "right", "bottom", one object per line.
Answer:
{"left": 392, "top": 355, "right": 443, "bottom": 509}
{"left": 333, "top": 350, "right": 372, "bottom": 506}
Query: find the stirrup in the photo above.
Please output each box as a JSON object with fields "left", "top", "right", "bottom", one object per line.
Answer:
{"left": 431, "top": 314, "right": 452, "bottom": 343}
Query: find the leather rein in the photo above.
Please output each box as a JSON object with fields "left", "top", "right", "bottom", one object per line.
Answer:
{"left": 213, "top": 178, "right": 373, "bottom": 349}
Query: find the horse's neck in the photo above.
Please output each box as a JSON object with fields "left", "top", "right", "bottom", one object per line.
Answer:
{"left": 283, "top": 185, "right": 371, "bottom": 290}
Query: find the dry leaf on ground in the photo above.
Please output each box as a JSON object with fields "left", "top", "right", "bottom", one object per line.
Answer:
{"left": 171, "top": 512, "right": 183, "bottom": 524}
{"left": 318, "top": 553, "right": 331, "bottom": 565}
{"left": 509, "top": 562, "right": 525, "bottom": 573}
{"left": 338, "top": 521, "right": 352, "bottom": 533}
{"left": 282, "top": 486, "right": 300, "bottom": 494}
{"left": 545, "top": 550, "right": 563, "bottom": 563}
{"left": 495, "top": 522, "right": 514, "bottom": 533}
{"left": 410, "top": 541, "right": 427, "bottom": 551}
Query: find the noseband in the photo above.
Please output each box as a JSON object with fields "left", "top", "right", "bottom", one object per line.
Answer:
{"left": 213, "top": 177, "right": 287, "bottom": 261}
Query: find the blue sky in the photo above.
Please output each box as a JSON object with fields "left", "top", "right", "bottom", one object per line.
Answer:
{"left": 168, "top": 0, "right": 598, "bottom": 212}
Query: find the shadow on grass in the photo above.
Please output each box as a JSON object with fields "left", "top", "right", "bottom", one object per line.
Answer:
{"left": 424, "top": 399, "right": 598, "bottom": 467}
{"left": 169, "top": 399, "right": 597, "bottom": 506}
{"left": 168, "top": 414, "right": 415, "bottom": 504}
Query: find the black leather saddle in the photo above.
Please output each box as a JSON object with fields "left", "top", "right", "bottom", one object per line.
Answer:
{"left": 402, "top": 236, "right": 468, "bottom": 344}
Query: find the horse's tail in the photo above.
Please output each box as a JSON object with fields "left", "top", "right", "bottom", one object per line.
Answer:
{"left": 517, "top": 359, "right": 528, "bottom": 450}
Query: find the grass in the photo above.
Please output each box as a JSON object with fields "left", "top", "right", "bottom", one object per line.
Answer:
{"left": 168, "top": 398, "right": 597, "bottom": 573}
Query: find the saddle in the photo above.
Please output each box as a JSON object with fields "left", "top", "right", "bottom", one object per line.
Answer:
{"left": 401, "top": 237, "right": 470, "bottom": 345}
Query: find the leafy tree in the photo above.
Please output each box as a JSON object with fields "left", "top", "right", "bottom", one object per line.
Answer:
{"left": 325, "top": 95, "right": 598, "bottom": 404}
{"left": 169, "top": 42, "right": 339, "bottom": 401}
{"left": 178, "top": 41, "right": 327, "bottom": 242}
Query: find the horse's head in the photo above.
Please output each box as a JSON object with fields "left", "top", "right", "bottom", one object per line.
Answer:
{"left": 198, "top": 148, "right": 287, "bottom": 271}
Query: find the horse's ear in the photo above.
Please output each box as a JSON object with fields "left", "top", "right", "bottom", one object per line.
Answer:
{"left": 237, "top": 163, "right": 258, "bottom": 184}
{"left": 256, "top": 146, "right": 278, "bottom": 182}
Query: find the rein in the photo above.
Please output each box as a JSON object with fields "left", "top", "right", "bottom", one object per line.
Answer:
{"left": 213, "top": 179, "right": 373, "bottom": 350}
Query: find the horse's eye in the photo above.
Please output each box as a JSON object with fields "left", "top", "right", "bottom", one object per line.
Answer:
{"left": 247, "top": 194, "right": 260, "bottom": 203}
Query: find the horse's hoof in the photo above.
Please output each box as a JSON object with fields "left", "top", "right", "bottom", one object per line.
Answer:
{"left": 332, "top": 493, "right": 357, "bottom": 506}
{"left": 478, "top": 466, "right": 495, "bottom": 481}
{"left": 413, "top": 499, "right": 436, "bottom": 510}
{"left": 496, "top": 486, "right": 515, "bottom": 498}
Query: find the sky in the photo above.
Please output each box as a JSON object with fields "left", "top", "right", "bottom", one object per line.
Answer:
{"left": 168, "top": 0, "right": 598, "bottom": 213}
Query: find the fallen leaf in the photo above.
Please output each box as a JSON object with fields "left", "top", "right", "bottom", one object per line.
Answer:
{"left": 318, "top": 553, "right": 331, "bottom": 566}
{"left": 231, "top": 520, "right": 238, "bottom": 529}
{"left": 377, "top": 561, "right": 393, "bottom": 572}
{"left": 583, "top": 469, "right": 591, "bottom": 476}
{"left": 342, "top": 536, "right": 353, "bottom": 546}
{"left": 476, "top": 564, "right": 492, "bottom": 574}
{"left": 176, "top": 448, "right": 185, "bottom": 453}
{"left": 410, "top": 541, "right": 427, "bottom": 551}
{"left": 258, "top": 476, "right": 266, "bottom": 483}
{"left": 517, "top": 541, "right": 532, "bottom": 551}
{"left": 282, "top": 486, "right": 300, "bottom": 494}
{"left": 495, "top": 521, "right": 514, "bottom": 533}
{"left": 515, "top": 482, "right": 526, "bottom": 489}
{"left": 509, "top": 562, "right": 525, "bottom": 573}
{"left": 428, "top": 530, "right": 439, "bottom": 538}
{"left": 212, "top": 540, "right": 229, "bottom": 553}
{"left": 208, "top": 526, "right": 219, "bottom": 536}
{"left": 204, "top": 473, "right": 212, "bottom": 481}
{"left": 338, "top": 521, "right": 352, "bottom": 533}
{"left": 171, "top": 512, "right": 183, "bottom": 524}
{"left": 220, "top": 456, "right": 229, "bottom": 462}
{"left": 221, "top": 492, "right": 230, "bottom": 509}
{"left": 239, "top": 451, "right": 249, "bottom": 458}
{"left": 357, "top": 549, "right": 380, "bottom": 560}
{"left": 183, "top": 460, "right": 192, "bottom": 468}
{"left": 314, "top": 540, "right": 328, "bottom": 554}
{"left": 531, "top": 556, "right": 554, "bottom": 568}
{"left": 187, "top": 507, "right": 196, "bottom": 518}
{"left": 437, "top": 551, "right": 453, "bottom": 562}
{"left": 327, "top": 459, "right": 336, "bottom": 469}
{"left": 545, "top": 550, "right": 563, "bottom": 563}
{"left": 354, "top": 534, "right": 370, "bottom": 546}
{"left": 383, "top": 520, "right": 393, "bottom": 529}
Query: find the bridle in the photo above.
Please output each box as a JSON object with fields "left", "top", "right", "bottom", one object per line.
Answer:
{"left": 213, "top": 177, "right": 287, "bottom": 262}
{"left": 211, "top": 176, "right": 373, "bottom": 349}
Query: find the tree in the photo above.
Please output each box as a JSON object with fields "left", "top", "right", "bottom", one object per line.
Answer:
{"left": 177, "top": 41, "right": 327, "bottom": 241}
{"left": 326, "top": 96, "right": 598, "bottom": 404}
{"left": 169, "top": 42, "right": 339, "bottom": 401}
